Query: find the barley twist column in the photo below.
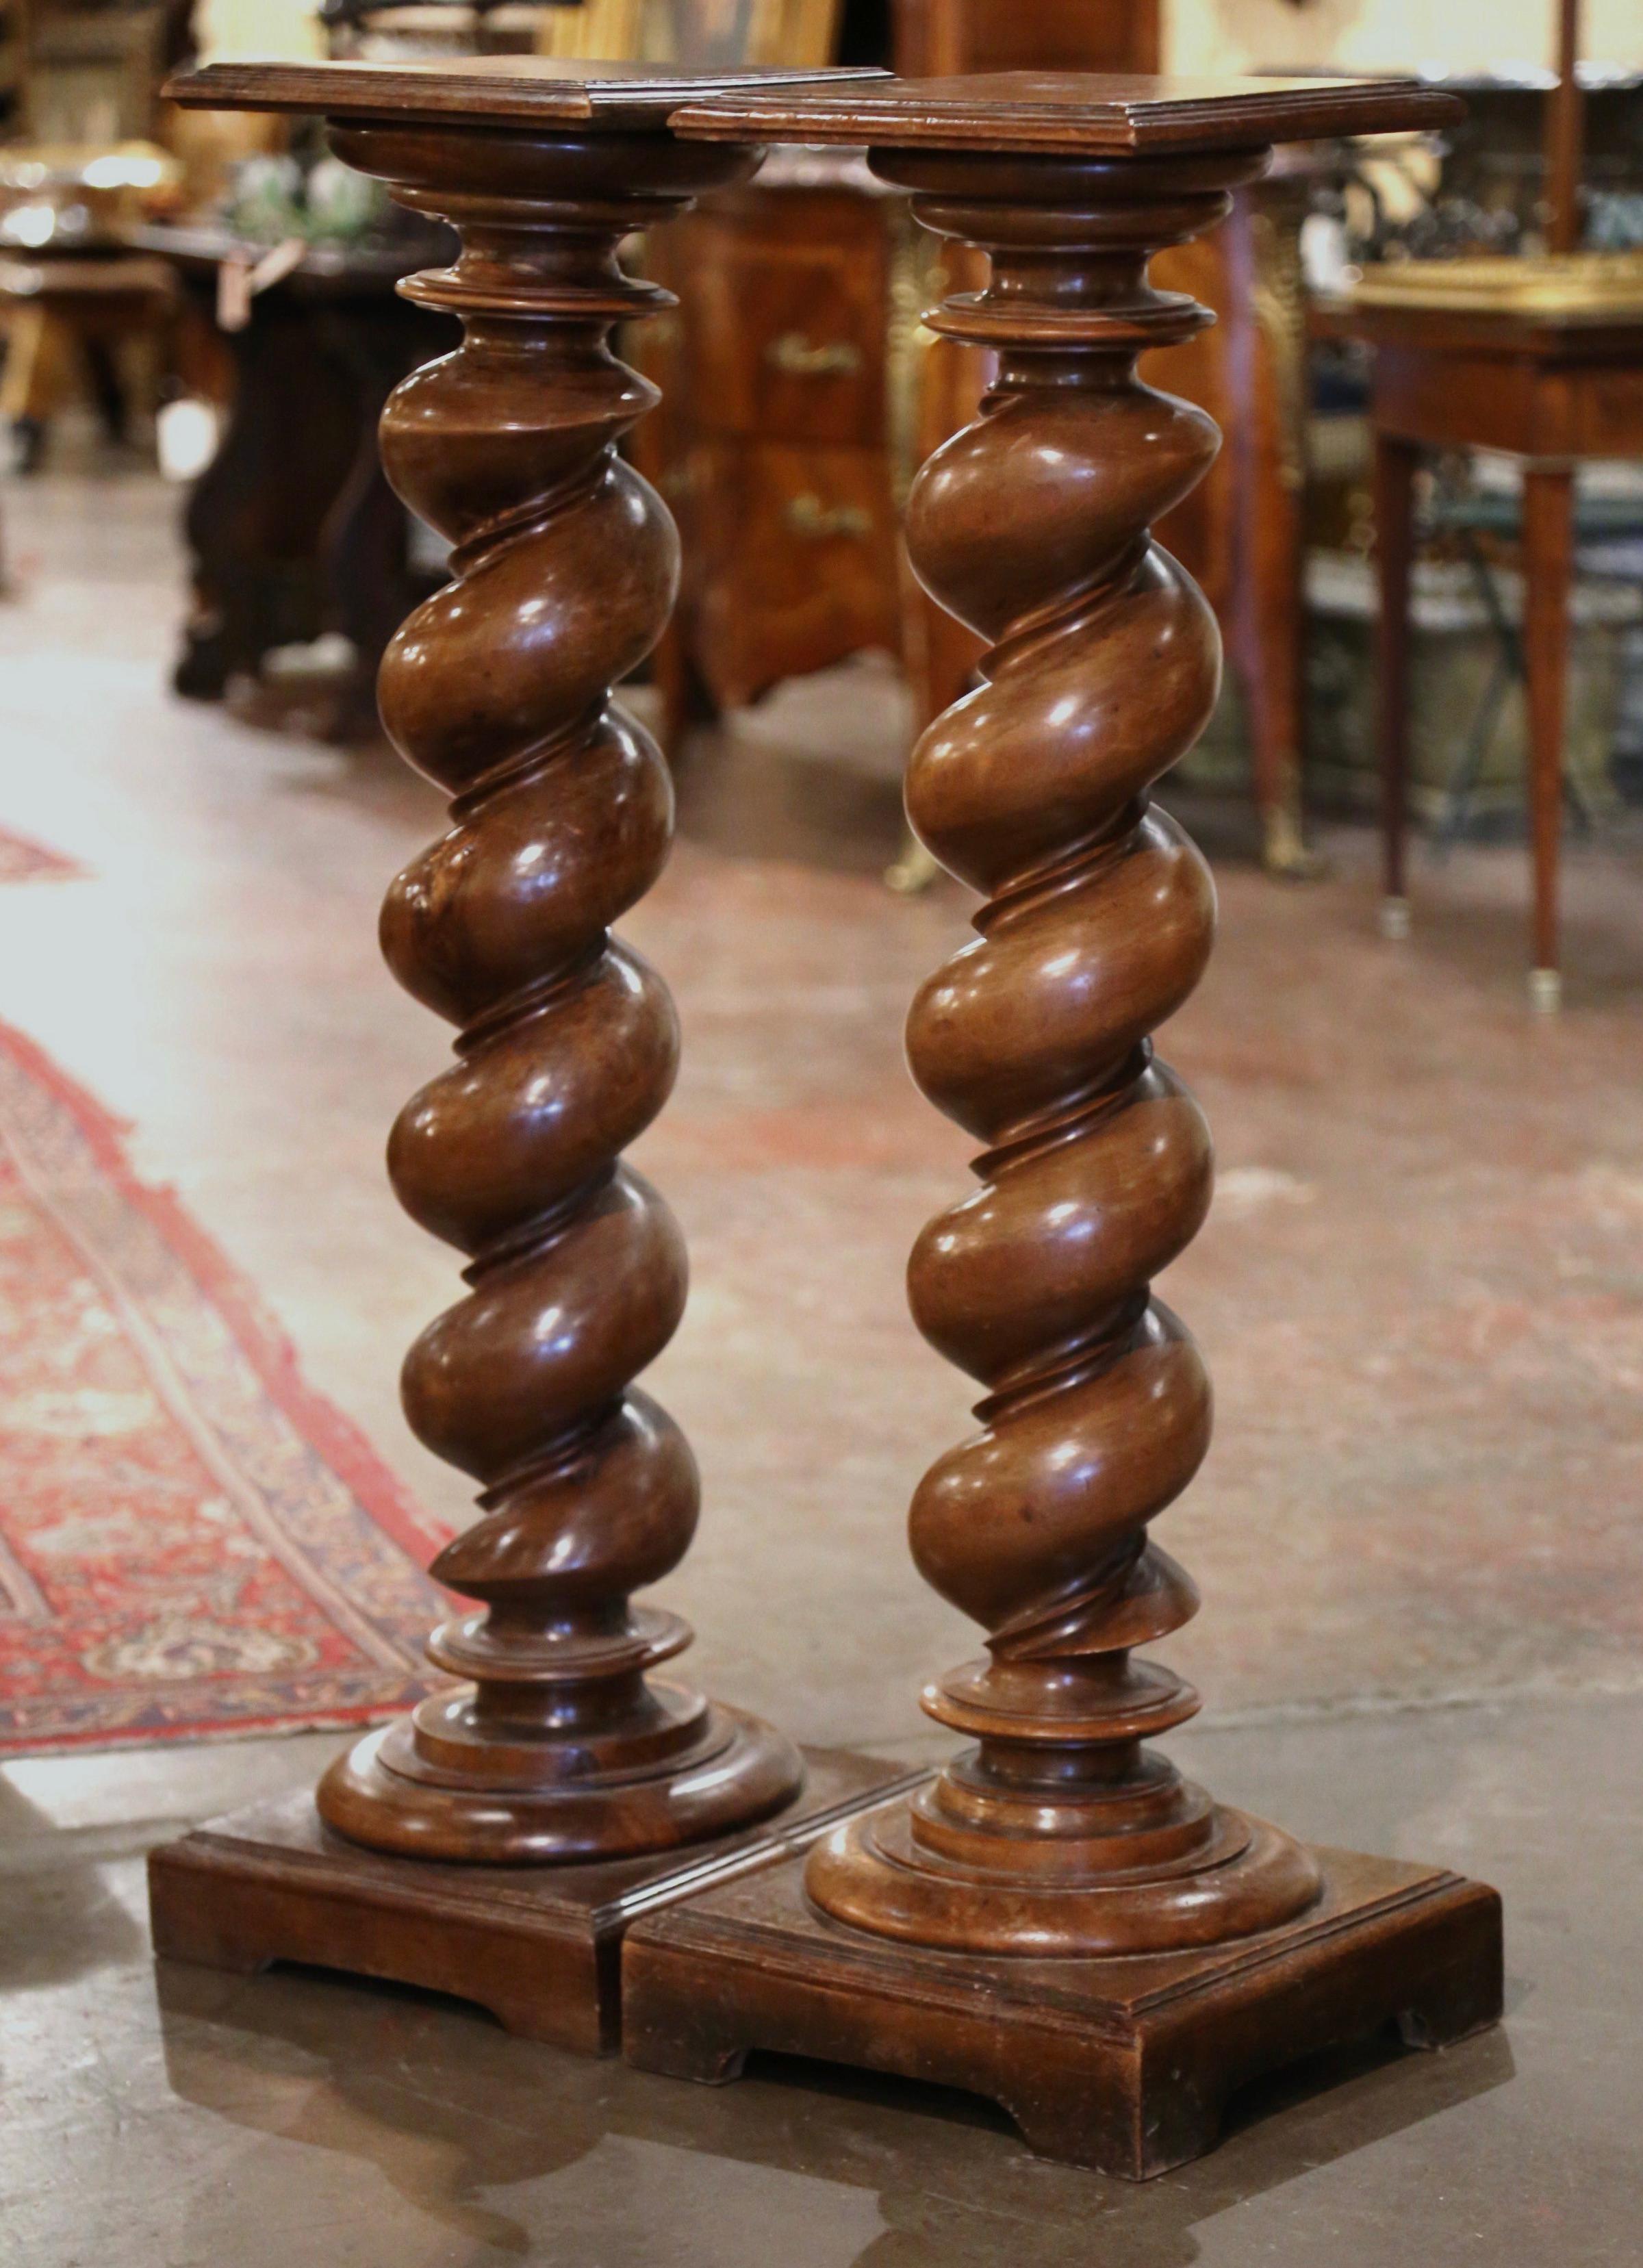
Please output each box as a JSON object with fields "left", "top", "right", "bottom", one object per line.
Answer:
{"left": 622, "top": 82, "right": 1495, "bottom": 2176}
{"left": 802, "top": 146, "right": 1325, "bottom": 1954}
{"left": 314, "top": 121, "right": 802, "bottom": 1863}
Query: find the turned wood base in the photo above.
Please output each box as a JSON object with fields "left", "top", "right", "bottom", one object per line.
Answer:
{"left": 806, "top": 1794, "right": 1323, "bottom": 1958}
{"left": 622, "top": 1837, "right": 1503, "bottom": 2179}
{"left": 149, "top": 1748, "right": 924, "bottom": 2056}
{"left": 318, "top": 1690, "right": 802, "bottom": 1865}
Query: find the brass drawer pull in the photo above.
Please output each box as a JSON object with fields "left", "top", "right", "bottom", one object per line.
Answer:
{"left": 765, "top": 331, "right": 864, "bottom": 378}
{"left": 786, "top": 494, "right": 874, "bottom": 540}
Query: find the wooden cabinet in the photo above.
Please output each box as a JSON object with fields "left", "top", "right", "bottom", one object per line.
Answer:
{"left": 643, "top": 175, "right": 908, "bottom": 711}
{"left": 893, "top": 0, "right": 1158, "bottom": 75}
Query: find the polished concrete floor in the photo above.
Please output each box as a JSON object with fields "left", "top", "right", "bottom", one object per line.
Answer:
{"left": 1, "top": 466, "right": 1641, "bottom": 2262}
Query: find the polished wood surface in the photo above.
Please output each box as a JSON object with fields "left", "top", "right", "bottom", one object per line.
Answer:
{"left": 645, "top": 157, "right": 1327, "bottom": 876}
{"left": 1344, "top": 292, "right": 1643, "bottom": 1007}
{"left": 671, "top": 71, "right": 1462, "bottom": 153}
{"left": 174, "top": 52, "right": 886, "bottom": 124}
{"left": 149, "top": 1751, "right": 924, "bottom": 2054}
{"left": 894, "top": 0, "right": 1159, "bottom": 79}
{"left": 313, "top": 120, "right": 804, "bottom": 1862}
{"left": 641, "top": 72, "right": 1500, "bottom": 2171}
{"left": 797, "top": 134, "right": 1324, "bottom": 1958}
{"left": 168, "top": 60, "right": 818, "bottom": 1866}
{"left": 637, "top": 169, "right": 910, "bottom": 722}
{"left": 660, "top": 71, "right": 1454, "bottom": 886}
{"left": 625, "top": 1844, "right": 1501, "bottom": 2179}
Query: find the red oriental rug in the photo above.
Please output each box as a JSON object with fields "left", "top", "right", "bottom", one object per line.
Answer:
{"left": 0, "top": 825, "right": 87, "bottom": 882}
{"left": 0, "top": 1017, "right": 450, "bottom": 1758}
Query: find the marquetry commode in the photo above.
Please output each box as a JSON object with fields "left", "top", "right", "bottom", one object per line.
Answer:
{"left": 149, "top": 56, "right": 1502, "bottom": 2178}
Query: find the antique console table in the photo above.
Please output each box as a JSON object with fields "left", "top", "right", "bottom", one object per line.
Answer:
{"left": 144, "top": 56, "right": 1503, "bottom": 2178}
{"left": 1342, "top": 268, "right": 1643, "bottom": 1012}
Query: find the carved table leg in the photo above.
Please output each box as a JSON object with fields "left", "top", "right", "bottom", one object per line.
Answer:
{"left": 1522, "top": 465, "right": 1573, "bottom": 1013}
{"left": 147, "top": 107, "right": 932, "bottom": 2054}
{"left": 624, "top": 121, "right": 1503, "bottom": 2174}
{"left": 1374, "top": 429, "right": 1419, "bottom": 943}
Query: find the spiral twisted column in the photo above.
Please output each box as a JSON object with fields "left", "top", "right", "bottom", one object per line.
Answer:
{"left": 316, "top": 123, "right": 801, "bottom": 1863}
{"left": 808, "top": 149, "right": 1322, "bottom": 1954}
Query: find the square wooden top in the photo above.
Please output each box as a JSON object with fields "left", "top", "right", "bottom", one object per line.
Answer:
{"left": 672, "top": 71, "right": 1464, "bottom": 155}
{"left": 165, "top": 54, "right": 887, "bottom": 129}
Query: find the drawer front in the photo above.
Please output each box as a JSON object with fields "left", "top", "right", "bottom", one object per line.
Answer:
{"left": 676, "top": 196, "right": 888, "bottom": 448}
{"left": 685, "top": 441, "right": 901, "bottom": 706}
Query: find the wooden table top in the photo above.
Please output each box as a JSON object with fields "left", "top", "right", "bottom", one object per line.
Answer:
{"left": 1329, "top": 293, "right": 1643, "bottom": 357}
{"left": 164, "top": 55, "right": 887, "bottom": 129}
{"left": 672, "top": 72, "right": 1464, "bottom": 155}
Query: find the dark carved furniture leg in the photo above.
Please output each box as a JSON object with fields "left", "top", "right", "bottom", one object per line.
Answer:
{"left": 626, "top": 74, "right": 1503, "bottom": 2178}
{"left": 312, "top": 298, "right": 451, "bottom": 740}
{"left": 172, "top": 282, "right": 361, "bottom": 700}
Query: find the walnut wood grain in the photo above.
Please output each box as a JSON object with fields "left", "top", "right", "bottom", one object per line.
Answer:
{"left": 671, "top": 67, "right": 1473, "bottom": 1961}
{"left": 307, "top": 120, "right": 810, "bottom": 1865}
{"left": 170, "top": 54, "right": 886, "bottom": 127}
{"left": 894, "top": 0, "right": 1161, "bottom": 81}
{"left": 161, "top": 81, "right": 837, "bottom": 1868}
{"left": 624, "top": 1844, "right": 1502, "bottom": 2178}
{"left": 638, "top": 84, "right": 1501, "bottom": 2169}
{"left": 672, "top": 71, "right": 1462, "bottom": 155}
{"left": 776, "top": 136, "right": 1330, "bottom": 1957}
{"left": 148, "top": 1750, "right": 926, "bottom": 2055}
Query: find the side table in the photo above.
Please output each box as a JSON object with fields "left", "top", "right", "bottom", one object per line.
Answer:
{"left": 1344, "top": 283, "right": 1643, "bottom": 1010}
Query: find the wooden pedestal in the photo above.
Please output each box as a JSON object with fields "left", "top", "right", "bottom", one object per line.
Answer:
{"left": 655, "top": 68, "right": 1496, "bottom": 2182}
{"left": 622, "top": 1835, "right": 1503, "bottom": 2179}
{"left": 149, "top": 1748, "right": 924, "bottom": 2056}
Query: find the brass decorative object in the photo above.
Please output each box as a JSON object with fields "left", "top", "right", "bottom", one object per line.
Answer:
{"left": 1349, "top": 250, "right": 1643, "bottom": 318}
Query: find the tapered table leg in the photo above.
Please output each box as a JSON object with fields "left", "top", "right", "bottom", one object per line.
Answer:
{"left": 1375, "top": 429, "right": 1418, "bottom": 942}
{"left": 1522, "top": 465, "right": 1573, "bottom": 1012}
{"left": 626, "top": 73, "right": 1503, "bottom": 2177}
{"left": 147, "top": 56, "right": 912, "bottom": 2054}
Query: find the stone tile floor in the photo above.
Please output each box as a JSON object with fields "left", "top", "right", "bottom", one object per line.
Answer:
{"left": 0, "top": 465, "right": 1639, "bottom": 2263}
{"left": 2, "top": 1698, "right": 1634, "bottom": 2266}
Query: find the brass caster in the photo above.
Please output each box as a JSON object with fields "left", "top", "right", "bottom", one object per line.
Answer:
{"left": 1379, "top": 895, "right": 1412, "bottom": 941}
{"left": 1529, "top": 967, "right": 1562, "bottom": 1015}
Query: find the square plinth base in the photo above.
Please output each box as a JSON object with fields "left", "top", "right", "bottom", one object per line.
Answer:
{"left": 622, "top": 1841, "right": 1503, "bottom": 2179}
{"left": 148, "top": 1747, "right": 925, "bottom": 2057}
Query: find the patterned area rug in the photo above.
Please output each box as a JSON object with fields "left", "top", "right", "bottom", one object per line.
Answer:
{"left": 0, "top": 825, "right": 86, "bottom": 882}
{"left": 0, "top": 1018, "right": 448, "bottom": 1757}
